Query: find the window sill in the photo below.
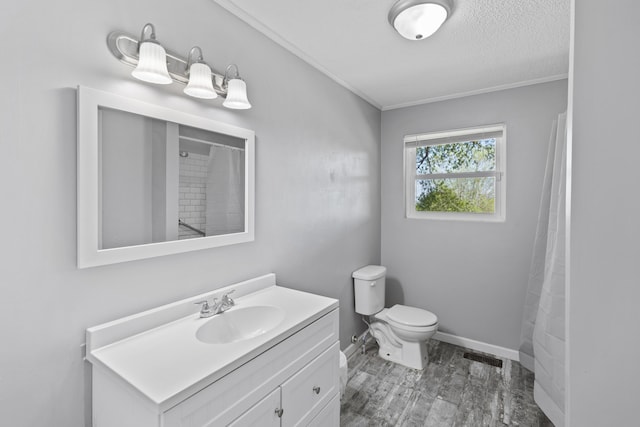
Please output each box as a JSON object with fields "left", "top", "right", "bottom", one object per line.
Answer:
{"left": 406, "top": 211, "right": 506, "bottom": 222}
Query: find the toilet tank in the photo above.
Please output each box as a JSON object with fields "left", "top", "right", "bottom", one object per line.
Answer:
{"left": 352, "top": 265, "right": 386, "bottom": 315}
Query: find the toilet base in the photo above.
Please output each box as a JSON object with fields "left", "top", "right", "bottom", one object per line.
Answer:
{"left": 377, "top": 339, "right": 429, "bottom": 370}
{"left": 368, "top": 321, "right": 432, "bottom": 370}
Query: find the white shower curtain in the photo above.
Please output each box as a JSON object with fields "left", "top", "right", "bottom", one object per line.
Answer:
{"left": 205, "top": 145, "right": 245, "bottom": 236}
{"left": 519, "top": 112, "right": 567, "bottom": 427}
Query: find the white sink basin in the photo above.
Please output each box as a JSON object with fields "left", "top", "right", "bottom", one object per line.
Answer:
{"left": 196, "top": 305, "right": 285, "bottom": 344}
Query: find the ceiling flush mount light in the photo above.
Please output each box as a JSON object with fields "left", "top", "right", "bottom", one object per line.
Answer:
{"left": 222, "top": 65, "right": 251, "bottom": 110}
{"left": 107, "top": 23, "right": 251, "bottom": 109}
{"left": 388, "top": 0, "right": 452, "bottom": 41}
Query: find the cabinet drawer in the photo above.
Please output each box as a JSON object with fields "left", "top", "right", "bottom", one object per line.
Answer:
{"left": 227, "top": 388, "right": 281, "bottom": 427}
{"left": 308, "top": 393, "right": 340, "bottom": 427}
{"left": 281, "top": 342, "right": 339, "bottom": 427}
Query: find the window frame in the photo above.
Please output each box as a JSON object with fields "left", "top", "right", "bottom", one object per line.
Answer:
{"left": 404, "top": 124, "right": 506, "bottom": 222}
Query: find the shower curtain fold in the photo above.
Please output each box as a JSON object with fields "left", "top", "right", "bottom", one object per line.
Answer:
{"left": 205, "top": 145, "right": 245, "bottom": 236}
{"left": 519, "top": 112, "right": 567, "bottom": 427}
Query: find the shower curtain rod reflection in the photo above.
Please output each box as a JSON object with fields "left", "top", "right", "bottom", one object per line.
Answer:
{"left": 178, "top": 219, "right": 205, "bottom": 236}
{"left": 178, "top": 135, "right": 246, "bottom": 151}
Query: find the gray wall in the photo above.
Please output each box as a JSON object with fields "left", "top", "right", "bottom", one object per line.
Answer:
{"left": 0, "top": 1, "right": 380, "bottom": 426}
{"left": 568, "top": 1, "right": 640, "bottom": 425}
{"left": 381, "top": 80, "right": 568, "bottom": 350}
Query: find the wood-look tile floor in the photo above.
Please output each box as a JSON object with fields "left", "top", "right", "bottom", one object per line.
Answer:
{"left": 340, "top": 339, "right": 553, "bottom": 427}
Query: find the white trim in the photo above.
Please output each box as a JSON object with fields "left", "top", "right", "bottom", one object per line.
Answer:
{"left": 212, "top": 0, "right": 381, "bottom": 110}
{"left": 383, "top": 74, "right": 569, "bottom": 111}
{"left": 404, "top": 125, "right": 504, "bottom": 145}
{"left": 77, "top": 86, "right": 256, "bottom": 268}
{"left": 434, "top": 331, "right": 520, "bottom": 361}
{"left": 416, "top": 171, "right": 499, "bottom": 180}
{"left": 564, "top": 2, "right": 575, "bottom": 427}
{"left": 518, "top": 351, "right": 535, "bottom": 371}
{"left": 407, "top": 210, "right": 505, "bottom": 223}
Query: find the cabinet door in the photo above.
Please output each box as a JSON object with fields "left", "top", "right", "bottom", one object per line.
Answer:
{"left": 281, "top": 342, "right": 339, "bottom": 427}
{"left": 228, "top": 387, "right": 281, "bottom": 427}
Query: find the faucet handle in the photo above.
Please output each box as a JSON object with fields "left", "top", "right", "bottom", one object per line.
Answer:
{"left": 221, "top": 289, "right": 235, "bottom": 307}
{"left": 194, "top": 300, "right": 212, "bottom": 317}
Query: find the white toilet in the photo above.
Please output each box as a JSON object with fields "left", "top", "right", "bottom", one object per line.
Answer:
{"left": 353, "top": 265, "right": 438, "bottom": 370}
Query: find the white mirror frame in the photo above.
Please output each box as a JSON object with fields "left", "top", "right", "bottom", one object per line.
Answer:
{"left": 77, "top": 86, "right": 255, "bottom": 268}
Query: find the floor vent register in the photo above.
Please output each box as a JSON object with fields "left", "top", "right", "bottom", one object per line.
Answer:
{"left": 463, "top": 352, "right": 503, "bottom": 368}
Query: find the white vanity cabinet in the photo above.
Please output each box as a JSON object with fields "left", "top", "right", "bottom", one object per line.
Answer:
{"left": 87, "top": 274, "right": 340, "bottom": 427}
{"left": 229, "top": 342, "right": 340, "bottom": 427}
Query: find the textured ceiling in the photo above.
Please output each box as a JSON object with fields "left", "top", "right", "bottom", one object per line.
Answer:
{"left": 213, "top": 0, "right": 570, "bottom": 110}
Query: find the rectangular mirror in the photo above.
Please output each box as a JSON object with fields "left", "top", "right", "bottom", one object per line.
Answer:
{"left": 77, "top": 86, "right": 255, "bottom": 268}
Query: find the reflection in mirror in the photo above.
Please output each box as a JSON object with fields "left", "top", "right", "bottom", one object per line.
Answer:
{"left": 99, "top": 109, "right": 246, "bottom": 249}
{"left": 77, "top": 86, "right": 255, "bottom": 268}
{"left": 177, "top": 126, "right": 245, "bottom": 240}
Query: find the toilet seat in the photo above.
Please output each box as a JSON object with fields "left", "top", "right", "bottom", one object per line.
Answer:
{"left": 386, "top": 304, "right": 438, "bottom": 328}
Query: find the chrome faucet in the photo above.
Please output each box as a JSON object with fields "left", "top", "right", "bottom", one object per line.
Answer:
{"left": 194, "top": 290, "right": 235, "bottom": 318}
{"left": 219, "top": 290, "right": 235, "bottom": 310}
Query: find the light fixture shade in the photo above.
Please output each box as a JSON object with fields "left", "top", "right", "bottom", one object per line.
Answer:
{"left": 389, "top": 0, "right": 451, "bottom": 40}
{"left": 184, "top": 62, "right": 218, "bottom": 99}
{"left": 223, "top": 79, "right": 251, "bottom": 109}
{"left": 132, "top": 41, "right": 172, "bottom": 84}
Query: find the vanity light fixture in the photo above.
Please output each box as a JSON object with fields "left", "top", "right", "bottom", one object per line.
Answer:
{"left": 222, "top": 64, "right": 251, "bottom": 110}
{"left": 388, "top": 0, "right": 452, "bottom": 41}
{"left": 184, "top": 47, "right": 218, "bottom": 99}
{"left": 107, "top": 23, "right": 251, "bottom": 109}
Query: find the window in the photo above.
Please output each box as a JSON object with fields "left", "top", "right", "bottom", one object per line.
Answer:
{"left": 404, "top": 124, "right": 506, "bottom": 221}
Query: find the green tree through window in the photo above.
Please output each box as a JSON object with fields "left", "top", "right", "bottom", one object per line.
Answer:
{"left": 415, "top": 139, "right": 496, "bottom": 213}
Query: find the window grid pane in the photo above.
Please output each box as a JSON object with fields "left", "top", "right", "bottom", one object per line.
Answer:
{"left": 415, "top": 177, "right": 496, "bottom": 214}
{"left": 415, "top": 139, "right": 496, "bottom": 175}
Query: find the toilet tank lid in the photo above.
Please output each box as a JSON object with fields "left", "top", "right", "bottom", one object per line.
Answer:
{"left": 352, "top": 265, "right": 386, "bottom": 280}
{"left": 387, "top": 304, "right": 438, "bottom": 327}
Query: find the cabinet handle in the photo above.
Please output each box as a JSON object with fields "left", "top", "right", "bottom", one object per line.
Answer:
{"left": 313, "top": 386, "right": 321, "bottom": 394}
{"left": 275, "top": 408, "right": 284, "bottom": 418}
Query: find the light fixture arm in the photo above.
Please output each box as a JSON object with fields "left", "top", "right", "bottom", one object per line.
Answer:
{"left": 139, "top": 23, "right": 157, "bottom": 43}
{"left": 223, "top": 64, "right": 242, "bottom": 85}
{"left": 186, "top": 46, "right": 205, "bottom": 70}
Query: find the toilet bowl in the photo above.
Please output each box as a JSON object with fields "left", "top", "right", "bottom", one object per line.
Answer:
{"left": 353, "top": 265, "right": 438, "bottom": 370}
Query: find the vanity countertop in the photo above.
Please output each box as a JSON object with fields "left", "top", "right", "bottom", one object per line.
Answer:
{"left": 86, "top": 276, "right": 338, "bottom": 410}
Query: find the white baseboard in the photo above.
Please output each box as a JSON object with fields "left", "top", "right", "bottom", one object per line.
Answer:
{"left": 343, "top": 330, "right": 519, "bottom": 362}
{"left": 434, "top": 331, "right": 520, "bottom": 361}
